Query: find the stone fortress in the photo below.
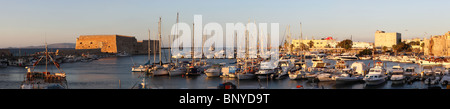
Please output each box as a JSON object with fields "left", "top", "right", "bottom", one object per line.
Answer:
{"left": 75, "top": 35, "right": 159, "bottom": 55}
{"left": 423, "top": 31, "right": 450, "bottom": 56}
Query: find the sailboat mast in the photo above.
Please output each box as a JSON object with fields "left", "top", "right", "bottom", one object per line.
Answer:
{"left": 148, "top": 29, "right": 151, "bottom": 62}
{"left": 168, "top": 34, "right": 171, "bottom": 63}
{"left": 158, "top": 17, "right": 162, "bottom": 65}
{"left": 176, "top": 12, "right": 179, "bottom": 64}
{"left": 192, "top": 23, "right": 195, "bottom": 65}
{"left": 45, "top": 34, "right": 48, "bottom": 73}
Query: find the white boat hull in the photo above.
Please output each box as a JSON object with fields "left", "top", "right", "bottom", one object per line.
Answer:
{"left": 205, "top": 72, "right": 221, "bottom": 77}
{"left": 132, "top": 67, "right": 147, "bottom": 72}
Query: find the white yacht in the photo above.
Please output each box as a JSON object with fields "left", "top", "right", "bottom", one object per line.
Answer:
{"left": 339, "top": 55, "right": 359, "bottom": 61}
{"left": 390, "top": 65, "right": 406, "bottom": 84}
{"left": 289, "top": 60, "right": 306, "bottom": 80}
{"left": 418, "top": 60, "right": 442, "bottom": 65}
{"left": 132, "top": 65, "right": 150, "bottom": 72}
{"left": 311, "top": 56, "right": 326, "bottom": 68}
{"left": 274, "top": 60, "right": 294, "bottom": 79}
{"left": 335, "top": 62, "right": 367, "bottom": 84}
{"left": 256, "top": 61, "right": 277, "bottom": 79}
{"left": 404, "top": 67, "right": 415, "bottom": 76}
{"left": 363, "top": 62, "right": 387, "bottom": 85}
{"left": 205, "top": 64, "right": 223, "bottom": 77}
{"left": 422, "top": 66, "right": 434, "bottom": 78}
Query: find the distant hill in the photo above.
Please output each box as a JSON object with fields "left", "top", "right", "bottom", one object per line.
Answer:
{"left": 20, "top": 43, "right": 76, "bottom": 48}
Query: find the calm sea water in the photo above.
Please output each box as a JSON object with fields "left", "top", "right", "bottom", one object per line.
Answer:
{"left": 0, "top": 49, "right": 446, "bottom": 89}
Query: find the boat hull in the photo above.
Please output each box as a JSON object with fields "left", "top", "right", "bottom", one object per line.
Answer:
{"left": 132, "top": 67, "right": 147, "bottom": 72}
{"left": 364, "top": 79, "right": 386, "bottom": 85}
{"left": 205, "top": 72, "right": 221, "bottom": 77}
{"left": 169, "top": 69, "right": 185, "bottom": 76}
{"left": 153, "top": 69, "right": 169, "bottom": 76}
{"left": 289, "top": 73, "right": 304, "bottom": 80}
{"left": 335, "top": 77, "right": 363, "bottom": 84}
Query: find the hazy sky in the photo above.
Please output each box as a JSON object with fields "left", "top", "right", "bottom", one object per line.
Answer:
{"left": 1, "top": 0, "right": 449, "bottom": 48}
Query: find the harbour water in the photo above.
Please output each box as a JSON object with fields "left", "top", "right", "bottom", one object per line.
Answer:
{"left": 0, "top": 49, "right": 446, "bottom": 89}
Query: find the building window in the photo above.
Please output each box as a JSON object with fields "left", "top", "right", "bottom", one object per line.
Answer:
{"left": 80, "top": 42, "right": 82, "bottom": 44}
{"left": 90, "top": 42, "right": 93, "bottom": 44}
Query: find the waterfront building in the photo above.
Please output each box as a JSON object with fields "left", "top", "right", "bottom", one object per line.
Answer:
{"left": 374, "top": 30, "right": 401, "bottom": 49}
{"left": 352, "top": 42, "right": 373, "bottom": 49}
{"left": 292, "top": 37, "right": 337, "bottom": 48}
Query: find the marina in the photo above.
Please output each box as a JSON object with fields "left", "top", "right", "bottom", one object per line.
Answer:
{"left": 1, "top": 49, "right": 449, "bottom": 89}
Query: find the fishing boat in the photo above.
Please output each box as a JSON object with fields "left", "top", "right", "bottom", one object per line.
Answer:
{"left": 20, "top": 43, "right": 67, "bottom": 89}
{"left": 390, "top": 65, "right": 406, "bottom": 84}
{"left": 363, "top": 62, "right": 387, "bottom": 86}
{"left": 256, "top": 61, "right": 277, "bottom": 79}
{"left": 205, "top": 64, "right": 223, "bottom": 77}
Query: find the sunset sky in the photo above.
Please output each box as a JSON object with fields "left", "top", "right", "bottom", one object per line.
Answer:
{"left": 1, "top": 0, "right": 449, "bottom": 48}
